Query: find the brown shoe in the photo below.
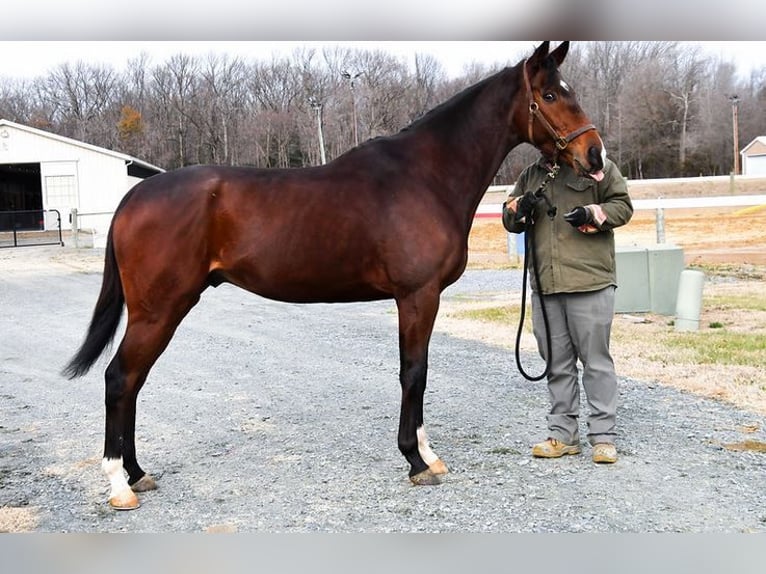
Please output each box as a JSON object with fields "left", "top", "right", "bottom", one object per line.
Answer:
{"left": 592, "top": 443, "right": 617, "bottom": 464}
{"left": 531, "top": 438, "right": 581, "bottom": 458}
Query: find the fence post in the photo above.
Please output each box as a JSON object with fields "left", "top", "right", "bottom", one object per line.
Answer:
{"left": 655, "top": 206, "right": 665, "bottom": 243}
{"left": 52, "top": 209, "right": 63, "bottom": 246}
{"left": 70, "top": 208, "right": 79, "bottom": 248}
{"left": 12, "top": 211, "right": 18, "bottom": 247}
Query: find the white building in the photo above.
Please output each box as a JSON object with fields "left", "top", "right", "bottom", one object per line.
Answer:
{"left": 741, "top": 136, "right": 766, "bottom": 176}
{"left": 0, "top": 119, "right": 163, "bottom": 247}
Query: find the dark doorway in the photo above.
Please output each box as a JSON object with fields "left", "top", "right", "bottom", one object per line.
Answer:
{"left": 0, "top": 163, "right": 43, "bottom": 231}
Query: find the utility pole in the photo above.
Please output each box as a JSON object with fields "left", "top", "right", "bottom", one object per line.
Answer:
{"left": 309, "top": 96, "right": 326, "bottom": 164}
{"left": 342, "top": 70, "right": 363, "bottom": 147}
{"left": 730, "top": 95, "right": 740, "bottom": 175}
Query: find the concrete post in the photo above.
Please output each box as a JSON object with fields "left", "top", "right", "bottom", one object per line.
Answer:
{"left": 674, "top": 269, "right": 705, "bottom": 331}
{"left": 70, "top": 208, "right": 79, "bottom": 248}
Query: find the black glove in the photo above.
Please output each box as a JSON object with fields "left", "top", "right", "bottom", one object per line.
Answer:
{"left": 563, "top": 206, "right": 592, "bottom": 228}
{"left": 514, "top": 191, "right": 538, "bottom": 222}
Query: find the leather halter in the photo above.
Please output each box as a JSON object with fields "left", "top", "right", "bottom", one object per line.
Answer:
{"left": 523, "top": 59, "right": 596, "bottom": 152}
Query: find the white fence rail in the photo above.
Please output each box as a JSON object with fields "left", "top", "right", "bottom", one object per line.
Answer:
{"left": 70, "top": 209, "right": 114, "bottom": 248}
{"left": 476, "top": 194, "right": 766, "bottom": 217}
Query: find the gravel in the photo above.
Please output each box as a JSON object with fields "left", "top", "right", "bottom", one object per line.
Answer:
{"left": 1, "top": 246, "right": 765, "bottom": 532}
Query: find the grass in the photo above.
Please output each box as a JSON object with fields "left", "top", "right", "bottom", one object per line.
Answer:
{"left": 689, "top": 263, "right": 766, "bottom": 281}
{"left": 449, "top": 303, "right": 533, "bottom": 331}
{"left": 448, "top": 290, "right": 766, "bottom": 370}
{"left": 452, "top": 304, "right": 520, "bottom": 323}
{"left": 705, "top": 293, "right": 766, "bottom": 312}
{"left": 663, "top": 331, "right": 766, "bottom": 368}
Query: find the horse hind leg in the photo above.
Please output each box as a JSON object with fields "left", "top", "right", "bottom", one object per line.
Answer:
{"left": 102, "top": 293, "right": 200, "bottom": 510}
{"left": 123, "top": 379, "right": 159, "bottom": 493}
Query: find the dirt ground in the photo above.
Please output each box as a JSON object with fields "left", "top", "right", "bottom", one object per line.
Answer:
{"left": 456, "top": 177, "right": 766, "bottom": 415}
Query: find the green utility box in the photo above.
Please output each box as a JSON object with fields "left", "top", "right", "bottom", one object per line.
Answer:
{"left": 615, "top": 244, "right": 684, "bottom": 315}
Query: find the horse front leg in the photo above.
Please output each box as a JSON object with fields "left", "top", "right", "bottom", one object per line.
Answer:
{"left": 396, "top": 287, "right": 449, "bottom": 485}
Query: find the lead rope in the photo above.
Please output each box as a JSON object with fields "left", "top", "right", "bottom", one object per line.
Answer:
{"left": 514, "top": 163, "right": 558, "bottom": 381}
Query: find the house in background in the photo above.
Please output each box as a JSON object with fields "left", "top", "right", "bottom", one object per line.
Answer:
{"left": 741, "top": 136, "right": 766, "bottom": 176}
{"left": 0, "top": 119, "right": 163, "bottom": 247}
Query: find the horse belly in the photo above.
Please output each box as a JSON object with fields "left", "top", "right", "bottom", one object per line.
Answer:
{"left": 214, "top": 250, "right": 392, "bottom": 304}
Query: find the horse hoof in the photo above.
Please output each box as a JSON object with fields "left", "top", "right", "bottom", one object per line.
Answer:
{"left": 109, "top": 489, "right": 140, "bottom": 511}
{"left": 429, "top": 459, "right": 449, "bottom": 476}
{"left": 410, "top": 469, "right": 442, "bottom": 486}
{"left": 131, "top": 474, "right": 158, "bottom": 492}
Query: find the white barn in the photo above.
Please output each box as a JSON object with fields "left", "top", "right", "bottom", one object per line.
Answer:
{"left": 741, "top": 136, "right": 766, "bottom": 176}
{"left": 0, "top": 119, "right": 163, "bottom": 247}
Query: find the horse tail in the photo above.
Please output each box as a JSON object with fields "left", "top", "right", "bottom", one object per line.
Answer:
{"left": 62, "top": 225, "right": 125, "bottom": 379}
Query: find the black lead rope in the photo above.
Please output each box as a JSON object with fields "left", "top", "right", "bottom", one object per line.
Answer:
{"left": 514, "top": 164, "right": 558, "bottom": 382}
{"left": 514, "top": 219, "right": 553, "bottom": 381}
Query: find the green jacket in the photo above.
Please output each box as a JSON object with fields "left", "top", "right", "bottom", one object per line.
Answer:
{"left": 502, "top": 157, "right": 633, "bottom": 295}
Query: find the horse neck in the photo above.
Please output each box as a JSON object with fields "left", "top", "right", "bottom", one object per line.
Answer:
{"left": 415, "top": 67, "right": 523, "bottom": 232}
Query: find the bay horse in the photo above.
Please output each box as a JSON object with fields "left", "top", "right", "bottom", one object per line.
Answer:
{"left": 64, "top": 41, "right": 605, "bottom": 510}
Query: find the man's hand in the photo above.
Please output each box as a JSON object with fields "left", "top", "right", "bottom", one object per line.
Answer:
{"left": 509, "top": 191, "right": 538, "bottom": 222}
{"left": 563, "top": 206, "right": 592, "bottom": 228}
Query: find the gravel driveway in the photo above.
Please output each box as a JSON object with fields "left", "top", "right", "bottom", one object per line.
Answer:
{"left": 1, "top": 246, "right": 765, "bottom": 532}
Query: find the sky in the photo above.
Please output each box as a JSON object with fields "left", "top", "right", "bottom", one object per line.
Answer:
{"left": 0, "top": 41, "right": 764, "bottom": 82}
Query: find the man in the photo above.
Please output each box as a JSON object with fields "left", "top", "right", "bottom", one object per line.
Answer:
{"left": 502, "top": 154, "right": 633, "bottom": 463}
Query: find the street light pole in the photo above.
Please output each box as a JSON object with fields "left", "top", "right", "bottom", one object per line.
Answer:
{"left": 342, "top": 70, "right": 362, "bottom": 147}
{"left": 309, "top": 97, "right": 326, "bottom": 164}
{"left": 730, "top": 95, "right": 740, "bottom": 175}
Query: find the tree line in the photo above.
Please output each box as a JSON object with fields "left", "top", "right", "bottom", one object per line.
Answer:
{"left": 1, "top": 42, "right": 764, "bottom": 182}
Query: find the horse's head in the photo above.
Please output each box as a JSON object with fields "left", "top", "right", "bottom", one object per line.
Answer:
{"left": 516, "top": 41, "right": 605, "bottom": 181}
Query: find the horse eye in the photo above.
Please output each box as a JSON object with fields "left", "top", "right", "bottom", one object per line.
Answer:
{"left": 543, "top": 92, "right": 557, "bottom": 103}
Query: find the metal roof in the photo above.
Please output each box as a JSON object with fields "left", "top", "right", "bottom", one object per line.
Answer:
{"left": 0, "top": 118, "right": 165, "bottom": 174}
{"left": 741, "top": 136, "right": 766, "bottom": 157}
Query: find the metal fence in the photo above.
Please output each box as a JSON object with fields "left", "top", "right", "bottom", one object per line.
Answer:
{"left": 0, "top": 209, "right": 64, "bottom": 248}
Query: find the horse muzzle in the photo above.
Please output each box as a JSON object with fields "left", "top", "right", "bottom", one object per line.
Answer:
{"left": 571, "top": 140, "right": 606, "bottom": 182}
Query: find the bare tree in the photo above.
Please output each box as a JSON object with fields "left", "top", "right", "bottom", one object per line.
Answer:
{"left": 664, "top": 45, "right": 706, "bottom": 172}
{"left": 0, "top": 79, "right": 34, "bottom": 124}
{"left": 564, "top": 42, "right": 677, "bottom": 166}
{"left": 249, "top": 56, "right": 303, "bottom": 167}
{"left": 691, "top": 60, "right": 740, "bottom": 175}
{"left": 352, "top": 50, "right": 411, "bottom": 140}
{"left": 150, "top": 54, "right": 200, "bottom": 167}
{"left": 408, "top": 53, "right": 446, "bottom": 122}
{"left": 39, "top": 61, "right": 120, "bottom": 146}
{"left": 197, "top": 53, "right": 249, "bottom": 165}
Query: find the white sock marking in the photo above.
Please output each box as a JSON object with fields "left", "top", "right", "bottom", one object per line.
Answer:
{"left": 417, "top": 426, "right": 439, "bottom": 465}
{"left": 102, "top": 457, "right": 131, "bottom": 500}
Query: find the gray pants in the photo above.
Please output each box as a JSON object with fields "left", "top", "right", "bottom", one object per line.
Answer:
{"left": 531, "top": 286, "right": 618, "bottom": 446}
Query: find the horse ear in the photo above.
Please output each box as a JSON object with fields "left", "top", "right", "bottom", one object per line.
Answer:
{"left": 549, "top": 41, "right": 570, "bottom": 68}
{"left": 530, "top": 41, "right": 551, "bottom": 64}
{"left": 526, "top": 41, "right": 551, "bottom": 76}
